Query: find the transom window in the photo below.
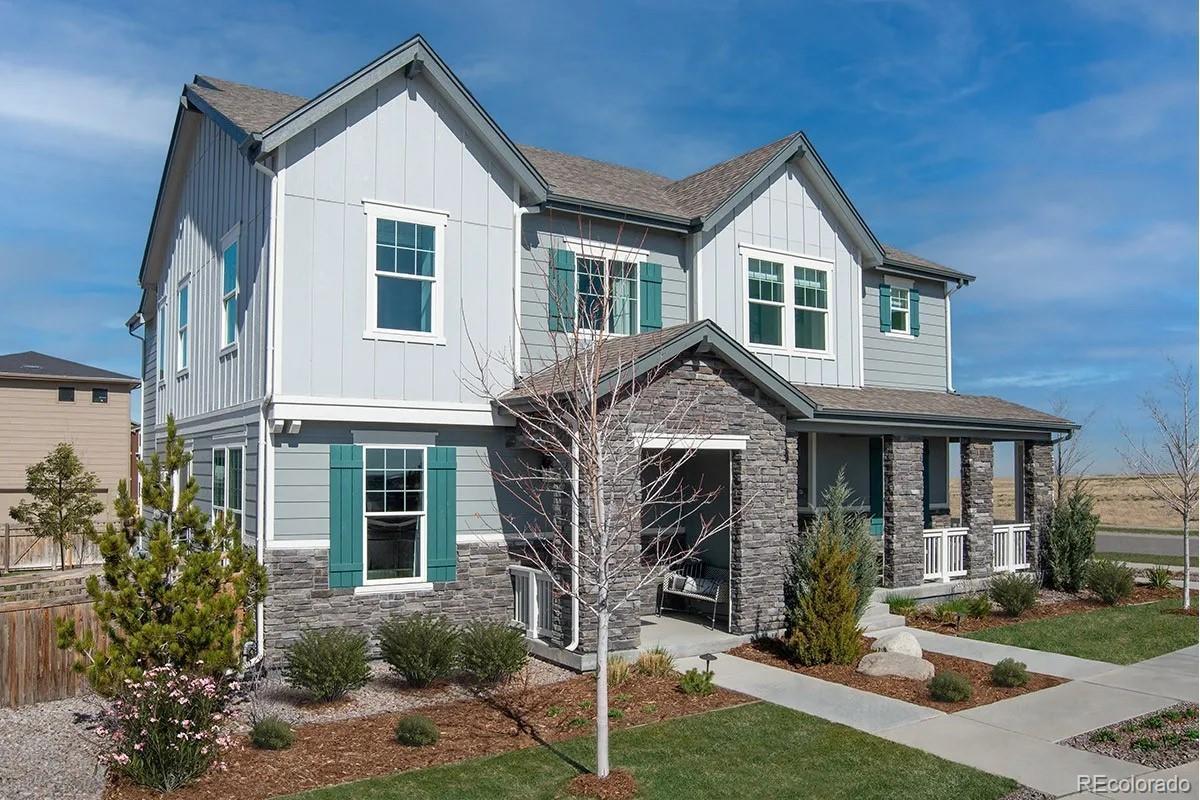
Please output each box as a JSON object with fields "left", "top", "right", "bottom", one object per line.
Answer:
{"left": 177, "top": 283, "right": 190, "bottom": 371}
{"left": 890, "top": 287, "right": 911, "bottom": 334}
{"left": 212, "top": 446, "right": 243, "bottom": 532}
{"left": 364, "top": 447, "right": 426, "bottom": 583}
{"left": 577, "top": 257, "right": 639, "bottom": 335}
{"left": 221, "top": 238, "right": 239, "bottom": 348}
{"left": 747, "top": 258, "right": 785, "bottom": 346}
{"left": 374, "top": 217, "right": 436, "bottom": 334}
{"left": 793, "top": 267, "right": 828, "bottom": 351}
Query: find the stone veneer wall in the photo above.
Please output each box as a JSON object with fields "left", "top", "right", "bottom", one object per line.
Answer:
{"left": 263, "top": 541, "right": 512, "bottom": 666}
{"left": 1022, "top": 441, "right": 1053, "bottom": 572}
{"left": 883, "top": 436, "right": 925, "bottom": 587}
{"left": 960, "top": 439, "right": 995, "bottom": 578}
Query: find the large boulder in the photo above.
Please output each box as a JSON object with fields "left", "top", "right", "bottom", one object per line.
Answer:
{"left": 870, "top": 631, "right": 923, "bottom": 658}
{"left": 857, "top": 651, "right": 935, "bottom": 681}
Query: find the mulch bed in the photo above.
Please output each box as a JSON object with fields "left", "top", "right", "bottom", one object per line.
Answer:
{"left": 903, "top": 586, "right": 1181, "bottom": 636}
{"left": 105, "top": 673, "right": 751, "bottom": 800}
{"left": 1060, "top": 703, "right": 1199, "bottom": 769}
{"left": 567, "top": 768, "right": 639, "bottom": 800}
{"left": 730, "top": 637, "right": 1063, "bottom": 712}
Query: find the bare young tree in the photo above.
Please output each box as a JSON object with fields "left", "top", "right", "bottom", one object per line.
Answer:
{"left": 466, "top": 217, "right": 748, "bottom": 782}
{"left": 1049, "top": 397, "right": 1095, "bottom": 500}
{"left": 1118, "top": 360, "right": 1197, "bottom": 609}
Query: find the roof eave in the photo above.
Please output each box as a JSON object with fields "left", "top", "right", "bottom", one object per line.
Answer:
{"left": 807, "top": 407, "right": 1077, "bottom": 435}
{"left": 0, "top": 371, "right": 140, "bottom": 387}
{"left": 880, "top": 258, "right": 976, "bottom": 285}
{"left": 542, "top": 195, "right": 693, "bottom": 232}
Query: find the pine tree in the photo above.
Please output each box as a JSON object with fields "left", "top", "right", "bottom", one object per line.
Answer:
{"left": 57, "top": 416, "right": 267, "bottom": 695}
{"left": 788, "top": 470, "right": 877, "bottom": 618}
{"left": 9, "top": 442, "right": 104, "bottom": 570}
{"left": 1045, "top": 487, "right": 1098, "bottom": 592}
{"left": 786, "top": 526, "right": 863, "bottom": 665}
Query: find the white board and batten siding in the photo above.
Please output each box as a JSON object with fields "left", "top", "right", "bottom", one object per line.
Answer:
{"left": 862, "top": 270, "right": 949, "bottom": 391}
{"left": 148, "top": 114, "right": 271, "bottom": 428}
{"left": 278, "top": 70, "right": 518, "bottom": 406}
{"left": 698, "top": 161, "right": 863, "bottom": 388}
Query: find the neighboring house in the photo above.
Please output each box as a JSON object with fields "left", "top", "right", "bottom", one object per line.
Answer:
{"left": 131, "top": 35, "right": 1074, "bottom": 666}
{"left": 0, "top": 352, "right": 139, "bottom": 564}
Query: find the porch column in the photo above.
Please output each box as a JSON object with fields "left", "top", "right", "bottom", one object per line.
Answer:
{"left": 883, "top": 435, "right": 924, "bottom": 587}
{"left": 1022, "top": 441, "right": 1053, "bottom": 572}
{"left": 960, "top": 439, "right": 994, "bottom": 578}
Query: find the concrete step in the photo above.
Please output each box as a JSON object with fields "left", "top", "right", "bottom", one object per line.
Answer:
{"left": 859, "top": 601, "right": 906, "bottom": 634}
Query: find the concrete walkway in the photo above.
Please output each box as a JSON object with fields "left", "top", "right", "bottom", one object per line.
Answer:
{"left": 689, "top": 640, "right": 1198, "bottom": 798}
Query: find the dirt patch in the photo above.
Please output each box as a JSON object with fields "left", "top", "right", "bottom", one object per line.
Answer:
{"left": 105, "top": 673, "right": 751, "bottom": 800}
{"left": 566, "top": 768, "right": 638, "bottom": 799}
{"left": 730, "top": 638, "right": 1063, "bottom": 712}
{"left": 904, "top": 586, "right": 1180, "bottom": 636}
{"left": 1061, "top": 703, "right": 1198, "bottom": 769}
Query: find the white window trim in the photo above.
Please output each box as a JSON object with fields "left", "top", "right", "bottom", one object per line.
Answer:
{"left": 557, "top": 236, "right": 649, "bottom": 339}
{"left": 219, "top": 224, "right": 240, "bottom": 353}
{"left": 361, "top": 444, "right": 429, "bottom": 587}
{"left": 176, "top": 278, "right": 190, "bottom": 375}
{"left": 212, "top": 445, "right": 245, "bottom": 531}
{"left": 362, "top": 200, "right": 449, "bottom": 345}
{"left": 887, "top": 285, "right": 913, "bottom": 337}
{"left": 156, "top": 300, "right": 168, "bottom": 385}
{"left": 739, "top": 244, "right": 835, "bottom": 359}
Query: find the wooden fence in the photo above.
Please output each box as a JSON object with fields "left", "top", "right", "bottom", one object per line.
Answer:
{"left": 0, "top": 600, "right": 102, "bottom": 707}
{"left": 2, "top": 525, "right": 103, "bottom": 573}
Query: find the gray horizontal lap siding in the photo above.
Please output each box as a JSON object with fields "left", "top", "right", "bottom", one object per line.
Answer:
{"left": 519, "top": 213, "right": 688, "bottom": 374}
{"left": 862, "top": 270, "right": 948, "bottom": 391}
{"left": 272, "top": 422, "right": 533, "bottom": 545}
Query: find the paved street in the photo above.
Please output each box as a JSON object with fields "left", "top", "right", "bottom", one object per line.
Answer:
{"left": 1096, "top": 531, "right": 1198, "bottom": 560}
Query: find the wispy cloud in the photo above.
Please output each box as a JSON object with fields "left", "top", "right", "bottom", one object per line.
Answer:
{"left": 972, "top": 366, "right": 1130, "bottom": 390}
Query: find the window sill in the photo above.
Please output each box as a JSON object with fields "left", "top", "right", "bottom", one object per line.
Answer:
{"left": 748, "top": 343, "right": 836, "bottom": 361}
{"left": 176, "top": 368, "right": 190, "bottom": 379}
{"left": 219, "top": 343, "right": 238, "bottom": 357}
{"left": 884, "top": 331, "right": 916, "bottom": 340}
{"left": 354, "top": 581, "right": 434, "bottom": 596}
{"left": 362, "top": 329, "right": 446, "bottom": 345}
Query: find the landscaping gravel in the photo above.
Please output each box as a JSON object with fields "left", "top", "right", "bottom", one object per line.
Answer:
{"left": 1060, "top": 703, "right": 1199, "bottom": 769}
{"left": 236, "top": 657, "right": 574, "bottom": 728}
{"left": 0, "top": 693, "right": 105, "bottom": 800}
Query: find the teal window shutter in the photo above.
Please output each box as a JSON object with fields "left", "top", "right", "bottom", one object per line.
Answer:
{"left": 548, "top": 249, "right": 575, "bottom": 332}
{"left": 328, "top": 444, "right": 364, "bottom": 588}
{"left": 426, "top": 446, "right": 458, "bottom": 582}
{"left": 879, "top": 284, "right": 892, "bottom": 333}
{"left": 639, "top": 262, "right": 663, "bottom": 331}
{"left": 910, "top": 287, "right": 921, "bottom": 337}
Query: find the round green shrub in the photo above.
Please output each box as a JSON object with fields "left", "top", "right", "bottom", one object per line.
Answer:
{"left": 635, "top": 646, "right": 676, "bottom": 678}
{"left": 249, "top": 715, "right": 296, "bottom": 750}
{"left": 394, "top": 714, "right": 439, "bottom": 747}
{"left": 283, "top": 629, "right": 372, "bottom": 702}
{"left": 678, "top": 668, "right": 715, "bottom": 697}
{"left": 929, "top": 670, "right": 973, "bottom": 703}
{"left": 377, "top": 613, "right": 460, "bottom": 688}
{"left": 988, "top": 573, "right": 1038, "bottom": 617}
{"left": 990, "top": 658, "right": 1029, "bottom": 688}
{"left": 458, "top": 621, "right": 528, "bottom": 686}
{"left": 1085, "top": 559, "right": 1135, "bottom": 605}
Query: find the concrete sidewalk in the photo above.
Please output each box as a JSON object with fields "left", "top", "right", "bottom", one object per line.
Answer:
{"left": 877, "top": 626, "right": 1116, "bottom": 679}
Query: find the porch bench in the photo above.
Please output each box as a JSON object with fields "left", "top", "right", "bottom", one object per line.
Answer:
{"left": 657, "top": 559, "right": 728, "bottom": 630}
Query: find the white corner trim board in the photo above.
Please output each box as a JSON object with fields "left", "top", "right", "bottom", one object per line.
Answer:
{"left": 639, "top": 433, "right": 750, "bottom": 450}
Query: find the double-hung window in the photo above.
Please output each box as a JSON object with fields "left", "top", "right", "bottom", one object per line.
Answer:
{"left": 156, "top": 307, "right": 167, "bottom": 380}
{"left": 221, "top": 231, "right": 239, "bottom": 348}
{"left": 747, "top": 258, "right": 785, "bottom": 346}
{"left": 577, "top": 257, "right": 639, "bottom": 335}
{"left": 212, "top": 446, "right": 243, "bottom": 532}
{"left": 177, "top": 282, "right": 190, "bottom": 371}
{"left": 366, "top": 202, "right": 447, "bottom": 340}
{"left": 364, "top": 447, "right": 426, "bottom": 583}
{"left": 793, "top": 266, "right": 829, "bottom": 351}
{"left": 889, "top": 287, "right": 911, "bottom": 334}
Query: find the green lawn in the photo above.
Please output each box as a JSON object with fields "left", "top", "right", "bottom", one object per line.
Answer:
{"left": 965, "top": 599, "right": 1198, "bottom": 664}
{"left": 281, "top": 702, "right": 1015, "bottom": 800}
{"left": 1095, "top": 551, "right": 1198, "bottom": 568}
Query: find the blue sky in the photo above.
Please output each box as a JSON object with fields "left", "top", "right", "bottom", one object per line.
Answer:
{"left": 0, "top": 0, "right": 1194, "bottom": 472}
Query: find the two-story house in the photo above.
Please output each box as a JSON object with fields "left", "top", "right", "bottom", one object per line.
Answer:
{"left": 131, "top": 35, "right": 1074, "bottom": 666}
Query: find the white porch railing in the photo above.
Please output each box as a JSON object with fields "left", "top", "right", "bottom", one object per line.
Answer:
{"left": 923, "top": 527, "right": 969, "bottom": 582}
{"left": 992, "top": 524, "right": 1032, "bottom": 573}
{"left": 510, "top": 565, "right": 553, "bottom": 639}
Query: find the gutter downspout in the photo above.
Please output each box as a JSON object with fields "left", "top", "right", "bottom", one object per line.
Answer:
{"left": 248, "top": 153, "right": 279, "bottom": 669}
{"left": 512, "top": 200, "right": 535, "bottom": 371}
{"left": 945, "top": 279, "right": 966, "bottom": 393}
{"left": 567, "top": 439, "right": 580, "bottom": 652}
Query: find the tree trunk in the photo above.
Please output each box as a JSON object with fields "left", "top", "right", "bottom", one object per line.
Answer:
{"left": 595, "top": 609, "right": 610, "bottom": 779}
{"left": 1184, "top": 514, "right": 1192, "bottom": 610}
{"left": 59, "top": 540, "right": 66, "bottom": 571}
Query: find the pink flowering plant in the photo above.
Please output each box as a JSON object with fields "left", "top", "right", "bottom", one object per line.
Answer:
{"left": 96, "top": 663, "right": 237, "bottom": 791}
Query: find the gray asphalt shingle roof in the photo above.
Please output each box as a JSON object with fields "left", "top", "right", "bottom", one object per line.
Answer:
{"left": 0, "top": 352, "right": 138, "bottom": 384}
{"left": 188, "top": 75, "right": 306, "bottom": 137}
{"left": 798, "top": 384, "right": 1073, "bottom": 429}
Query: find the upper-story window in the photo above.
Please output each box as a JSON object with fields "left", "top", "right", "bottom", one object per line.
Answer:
{"left": 58, "top": 387, "right": 75, "bottom": 402}
{"left": 364, "top": 201, "right": 447, "bottom": 341}
{"left": 177, "top": 282, "right": 190, "bottom": 372}
{"left": 92, "top": 388, "right": 108, "bottom": 404}
{"left": 577, "top": 257, "right": 639, "bottom": 335}
{"left": 220, "top": 229, "right": 239, "bottom": 349}
{"left": 364, "top": 447, "right": 426, "bottom": 583}
{"left": 889, "top": 286, "right": 911, "bottom": 334}
{"left": 156, "top": 306, "right": 167, "bottom": 380}
{"left": 744, "top": 246, "right": 832, "bottom": 354}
